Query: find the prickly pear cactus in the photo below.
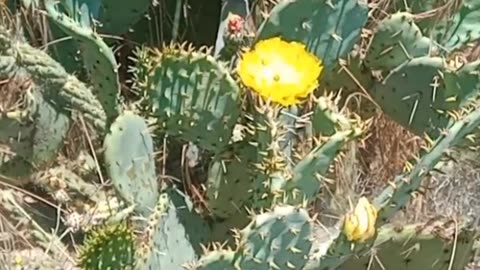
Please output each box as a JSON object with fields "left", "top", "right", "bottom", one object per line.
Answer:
{"left": 77, "top": 223, "right": 136, "bottom": 270}
{"left": 256, "top": 0, "right": 369, "bottom": 68}
{"left": 104, "top": 111, "right": 159, "bottom": 217}
{"left": 140, "top": 45, "right": 241, "bottom": 152}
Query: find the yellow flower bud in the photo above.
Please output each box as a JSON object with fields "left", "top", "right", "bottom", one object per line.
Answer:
{"left": 343, "top": 197, "right": 378, "bottom": 242}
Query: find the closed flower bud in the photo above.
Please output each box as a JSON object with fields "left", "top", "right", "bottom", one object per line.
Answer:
{"left": 343, "top": 197, "right": 378, "bottom": 242}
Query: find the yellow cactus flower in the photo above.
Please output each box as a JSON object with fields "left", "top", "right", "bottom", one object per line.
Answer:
{"left": 237, "top": 37, "right": 323, "bottom": 106}
{"left": 343, "top": 197, "right": 378, "bottom": 242}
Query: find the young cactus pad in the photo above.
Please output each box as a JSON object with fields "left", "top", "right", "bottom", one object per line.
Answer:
{"left": 77, "top": 223, "right": 136, "bottom": 270}
{"left": 143, "top": 45, "right": 241, "bottom": 152}
{"left": 256, "top": 0, "right": 369, "bottom": 68}
{"left": 104, "top": 112, "right": 158, "bottom": 216}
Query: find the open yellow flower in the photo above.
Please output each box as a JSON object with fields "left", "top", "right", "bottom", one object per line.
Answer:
{"left": 237, "top": 37, "right": 323, "bottom": 106}
{"left": 343, "top": 197, "right": 378, "bottom": 243}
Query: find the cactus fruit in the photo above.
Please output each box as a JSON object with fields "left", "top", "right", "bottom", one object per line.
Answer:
{"left": 282, "top": 128, "right": 361, "bottom": 206}
{"left": 311, "top": 95, "right": 356, "bottom": 136}
{"left": 256, "top": 0, "right": 369, "bottom": 68}
{"left": 44, "top": 0, "right": 120, "bottom": 126}
{"left": 142, "top": 45, "right": 241, "bottom": 152}
{"left": 77, "top": 223, "right": 136, "bottom": 270}
{"left": 104, "top": 111, "right": 159, "bottom": 217}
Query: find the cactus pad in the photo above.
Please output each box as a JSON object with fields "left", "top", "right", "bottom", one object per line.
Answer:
{"left": 104, "top": 112, "right": 158, "bottom": 216}
{"left": 431, "top": 0, "right": 480, "bottom": 51}
{"left": 144, "top": 45, "right": 241, "bottom": 152}
{"left": 256, "top": 0, "right": 369, "bottom": 68}
{"left": 136, "top": 189, "right": 210, "bottom": 270}
{"left": 206, "top": 144, "right": 256, "bottom": 218}
{"left": 237, "top": 205, "right": 313, "bottom": 270}
{"left": 365, "top": 12, "right": 435, "bottom": 70}
{"left": 77, "top": 223, "right": 136, "bottom": 270}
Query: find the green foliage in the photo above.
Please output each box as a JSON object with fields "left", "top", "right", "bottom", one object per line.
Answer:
{"left": 78, "top": 223, "right": 136, "bottom": 270}
{"left": 431, "top": 0, "right": 480, "bottom": 52}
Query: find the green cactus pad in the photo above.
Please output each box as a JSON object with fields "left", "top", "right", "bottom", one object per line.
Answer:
{"left": 98, "top": 0, "right": 152, "bottom": 35}
{"left": 283, "top": 129, "right": 360, "bottom": 205}
{"left": 144, "top": 45, "right": 241, "bottom": 152}
{"left": 167, "top": 188, "right": 211, "bottom": 254}
{"left": 104, "top": 111, "right": 158, "bottom": 216}
{"left": 369, "top": 57, "right": 480, "bottom": 136}
{"left": 136, "top": 189, "right": 210, "bottom": 270}
{"left": 44, "top": 0, "right": 120, "bottom": 126}
{"left": 431, "top": 0, "right": 480, "bottom": 51}
{"left": 256, "top": 0, "right": 369, "bottom": 68}
{"left": 206, "top": 144, "right": 256, "bottom": 218}
{"left": 77, "top": 223, "right": 136, "bottom": 270}
{"left": 339, "top": 221, "right": 478, "bottom": 270}
{"left": 364, "top": 12, "right": 435, "bottom": 70}
{"left": 237, "top": 205, "right": 313, "bottom": 270}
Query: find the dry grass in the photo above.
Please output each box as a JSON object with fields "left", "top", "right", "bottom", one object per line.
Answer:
{"left": 357, "top": 113, "right": 424, "bottom": 195}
